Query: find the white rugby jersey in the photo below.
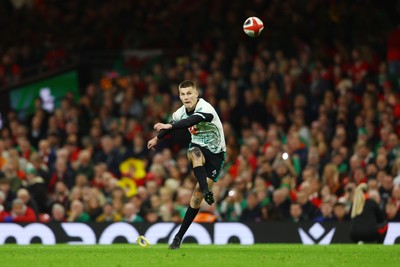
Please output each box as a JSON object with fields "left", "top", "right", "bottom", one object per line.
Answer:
{"left": 172, "top": 98, "right": 226, "bottom": 154}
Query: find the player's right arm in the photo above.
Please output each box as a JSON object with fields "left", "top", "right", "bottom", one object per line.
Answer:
{"left": 147, "top": 136, "right": 158, "bottom": 150}
{"left": 148, "top": 110, "right": 213, "bottom": 150}
{"left": 147, "top": 125, "right": 172, "bottom": 150}
{"left": 155, "top": 112, "right": 212, "bottom": 136}
{"left": 147, "top": 112, "right": 177, "bottom": 150}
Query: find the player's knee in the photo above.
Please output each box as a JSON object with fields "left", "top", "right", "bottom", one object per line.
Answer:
{"left": 188, "top": 147, "right": 205, "bottom": 165}
{"left": 188, "top": 146, "right": 203, "bottom": 158}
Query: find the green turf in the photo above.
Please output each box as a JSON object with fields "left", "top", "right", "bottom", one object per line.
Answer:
{"left": 0, "top": 244, "right": 399, "bottom": 267}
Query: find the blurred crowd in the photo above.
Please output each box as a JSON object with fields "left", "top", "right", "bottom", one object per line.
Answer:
{"left": 1, "top": 0, "right": 399, "bottom": 86}
{"left": 1, "top": 0, "right": 400, "bottom": 224}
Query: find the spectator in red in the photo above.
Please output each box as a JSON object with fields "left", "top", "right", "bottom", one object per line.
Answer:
{"left": 64, "top": 133, "right": 80, "bottom": 162}
{"left": 17, "top": 188, "right": 40, "bottom": 219}
{"left": 348, "top": 49, "right": 369, "bottom": 86}
{"left": 0, "top": 198, "right": 36, "bottom": 222}
{"left": 238, "top": 144, "right": 257, "bottom": 174}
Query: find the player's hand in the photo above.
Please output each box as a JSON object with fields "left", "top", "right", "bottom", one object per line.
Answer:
{"left": 147, "top": 137, "right": 158, "bottom": 150}
{"left": 154, "top": 123, "right": 172, "bottom": 132}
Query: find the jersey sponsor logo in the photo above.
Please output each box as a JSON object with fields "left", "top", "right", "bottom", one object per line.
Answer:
{"left": 212, "top": 170, "right": 217, "bottom": 177}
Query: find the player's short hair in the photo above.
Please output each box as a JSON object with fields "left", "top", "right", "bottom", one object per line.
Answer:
{"left": 178, "top": 80, "right": 197, "bottom": 90}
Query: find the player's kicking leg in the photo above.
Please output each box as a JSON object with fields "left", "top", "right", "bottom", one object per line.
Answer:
{"left": 187, "top": 146, "right": 215, "bottom": 205}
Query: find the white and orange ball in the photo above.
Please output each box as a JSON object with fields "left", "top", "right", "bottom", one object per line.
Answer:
{"left": 243, "top": 17, "right": 264, "bottom": 37}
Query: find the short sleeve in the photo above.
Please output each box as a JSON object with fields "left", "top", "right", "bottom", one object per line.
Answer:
{"left": 171, "top": 111, "right": 178, "bottom": 123}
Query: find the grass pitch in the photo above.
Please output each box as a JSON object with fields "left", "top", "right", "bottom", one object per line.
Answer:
{"left": 0, "top": 244, "right": 399, "bottom": 267}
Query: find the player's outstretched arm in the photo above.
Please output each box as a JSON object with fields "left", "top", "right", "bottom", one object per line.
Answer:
{"left": 150, "top": 113, "right": 212, "bottom": 147}
{"left": 169, "top": 113, "right": 213, "bottom": 129}
{"left": 154, "top": 123, "right": 173, "bottom": 132}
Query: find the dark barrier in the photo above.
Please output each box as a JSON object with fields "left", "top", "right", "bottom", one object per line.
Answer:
{"left": 0, "top": 222, "right": 399, "bottom": 245}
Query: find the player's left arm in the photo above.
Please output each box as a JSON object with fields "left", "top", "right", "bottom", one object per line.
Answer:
{"left": 154, "top": 112, "right": 213, "bottom": 132}
{"left": 154, "top": 111, "right": 178, "bottom": 139}
{"left": 172, "top": 112, "right": 213, "bottom": 129}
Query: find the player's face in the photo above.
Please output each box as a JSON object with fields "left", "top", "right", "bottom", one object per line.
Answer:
{"left": 179, "top": 86, "right": 198, "bottom": 111}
